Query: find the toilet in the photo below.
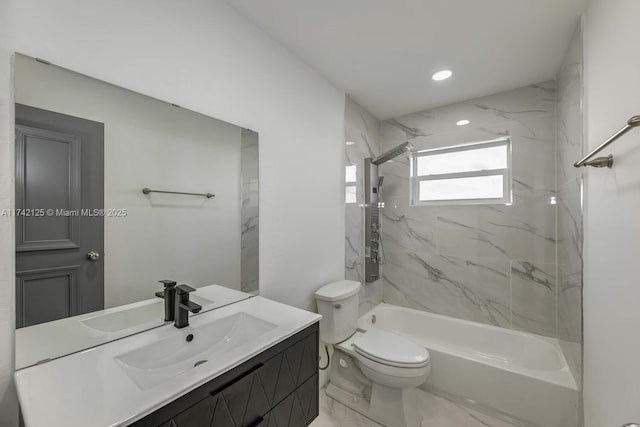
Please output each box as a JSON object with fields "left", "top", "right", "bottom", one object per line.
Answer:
{"left": 315, "top": 280, "right": 430, "bottom": 427}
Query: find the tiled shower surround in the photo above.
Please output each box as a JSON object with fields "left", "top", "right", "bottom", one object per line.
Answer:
{"left": 345, "top": 67, "right": 582, "bottom": 350}
{"left": 240, "top": 129, "right": 259, "bottom": 293}
{"left": 344, "top": 97, "right": 383, "bottom": 315}
{"left": 379, "top": 81, "right": 559, "bottom": 338}
{"left": 556, "top": 25, "right": 584, "bottom": 389}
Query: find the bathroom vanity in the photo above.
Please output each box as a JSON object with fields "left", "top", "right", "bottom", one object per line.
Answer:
{"left": 15, "top": 296, "right": 320, "bottom": 427}
{"left": 132, "top": 322, "right": 318, "bottom": 427}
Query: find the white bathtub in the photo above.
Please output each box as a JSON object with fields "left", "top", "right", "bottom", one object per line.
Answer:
{"left": 357, "top": 304, "right": 579, "bottom": 427}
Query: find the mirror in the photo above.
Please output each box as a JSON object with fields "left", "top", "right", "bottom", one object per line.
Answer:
{"left": 14, "top": 54, "right": 259, "bottom": 369}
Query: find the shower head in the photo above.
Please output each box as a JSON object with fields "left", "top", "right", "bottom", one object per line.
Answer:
{"left": 372, "top": 141, "right": 413, "bottom": 165}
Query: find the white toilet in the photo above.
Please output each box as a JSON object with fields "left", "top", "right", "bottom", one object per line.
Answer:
{"left": 315, "top": 280, "right": 430, "bottom": 427}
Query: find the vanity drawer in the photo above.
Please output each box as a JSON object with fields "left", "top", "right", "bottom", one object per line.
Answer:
{"left": 132, "top": 323, "right": 319, "bottom": 427}
{"left": 255, "top": 373, "right": 319, "bottom": 427}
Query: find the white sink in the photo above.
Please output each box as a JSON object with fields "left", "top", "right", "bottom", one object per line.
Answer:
{"left": 115, "top": 312, "right": 277, "bottom": 390}
{"left": 81, "top": 295, "right": 214, "bottom": 333}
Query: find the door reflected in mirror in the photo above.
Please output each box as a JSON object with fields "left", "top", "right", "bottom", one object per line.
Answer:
{"left": 13, "top": 53, "right": 259, "bottom": 368}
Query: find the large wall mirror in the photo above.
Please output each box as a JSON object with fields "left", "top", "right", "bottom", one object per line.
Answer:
{"left": 14, "top": 54, "right": 259, "bottom": 368}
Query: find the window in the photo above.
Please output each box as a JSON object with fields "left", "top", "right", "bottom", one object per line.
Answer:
{"left": 410, "top": 137, "right": 511, "bottom": 205}
{"left": 345, "top": 164, "right": 357, "bottom": 204}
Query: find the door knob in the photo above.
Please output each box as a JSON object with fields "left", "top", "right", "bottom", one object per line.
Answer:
{"left": 86, "top": 251, "right": 101, "bottom": 261}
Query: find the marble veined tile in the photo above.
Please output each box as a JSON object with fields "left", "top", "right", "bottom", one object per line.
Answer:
{"left": 311, "top": 389, "right": 383, "bottom": 427}
{"left": 380, "top": 197, "right": 436, "bottom": 254}
{"left": 346, "top": 204, "right": 364, "bottom": 282}
{"left": 359, "top": 280, "right": 382, "bottom": 316}
{"left": 511, "top": 261, "right": 557, "bottom": 337}
{"left": 312, "top": 388, "right": 519, "bottom": 427}
{"left": 346, "top": 132, "right": 378, "bottom": 164}
{"left": 378, "top": 152, "right": 410, "bottom": 198}
{"left": 433, "top": 194, "right": 555, "bottom": 263}
{"left": 557, "top": 178, "right": 583, "bottom": 280}
{"left": 380, "top": 112, "right": 435, "bottom": 145}
{"left": 382, "top": 251, "right": 511, "bottom": 328}
{"left": 510, "top": 116, "right": 556, "bottom": 194}
{"left": 414, "top": 390, "right": 520, "bottom": 427}
{"left": 557, "top": 266, "right": 582, "bottom": 344}
{"left": 501, "top": 197, "right": 556, "bottom": 264}
{"left": 344, "top": 96, "right": 381, "bottom": 284}
{"left": 346, "top": 97, "right": 381, "bottom": 139}
{"left": 459, "top": 81, "right": 556, "bottom": 122}
{"left": 436, "top": 208, "right": 510, "bottom": 260}
{"left": 346, "top": 97, "right": 381, "bottom": 160}
{"left": 557, "top": 27, "right": 583, "bottom": 187}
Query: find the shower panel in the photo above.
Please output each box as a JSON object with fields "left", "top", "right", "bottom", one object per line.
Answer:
{"left": 364, "top": 141, "right": 412, "bottom": 283}
{"left": 364, "top": 158, "right": 381, "bottom": 282}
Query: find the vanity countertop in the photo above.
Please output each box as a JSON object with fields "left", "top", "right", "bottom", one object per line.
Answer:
{"left": 15, "top": 295, "right": 321, "bottom": 427}
{"left": 15, "top": 285, "right": 252, "bottom": 370}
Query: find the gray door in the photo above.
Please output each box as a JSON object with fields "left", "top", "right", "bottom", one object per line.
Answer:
{"left": 15, "top": 104, "right": 104, "bottom": 328}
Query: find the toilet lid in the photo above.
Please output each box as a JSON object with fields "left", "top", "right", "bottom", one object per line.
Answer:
{"left": 353, "top": 328, "right": 429, "bottom": 367}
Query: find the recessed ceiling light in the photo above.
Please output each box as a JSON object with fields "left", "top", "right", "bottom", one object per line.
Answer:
{"left": 345, "top": 141, "right": 355, "bottom": 145}
{"left": 456, "top": 119, "right": 470, "bottom": 126}
{"left": 432, "top": 70, "right": 453, "bottom": 81}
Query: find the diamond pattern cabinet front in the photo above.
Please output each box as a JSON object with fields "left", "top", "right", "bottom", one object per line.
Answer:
{"left": 133, "top": 323, "right": 319, "bottom": 427}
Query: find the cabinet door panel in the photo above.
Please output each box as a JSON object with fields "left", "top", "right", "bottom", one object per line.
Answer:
{"left": 267, "top": 373, "right": 318, "bottom": 427}
{"left": 209, "top": 396, "right": 236, "bottom": 427}
{"left": 217, "top": 370, "right": 270, "bottom": 426}
{"left": 164, "top": 396, "right": 215, "bottom": 427}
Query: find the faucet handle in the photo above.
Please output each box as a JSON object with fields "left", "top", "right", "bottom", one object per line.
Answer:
{"left": 176, "top": 284, "right": 196, "bottom": 294}
{"left": 159, "top": 280, "right": 177, "bottom": 288}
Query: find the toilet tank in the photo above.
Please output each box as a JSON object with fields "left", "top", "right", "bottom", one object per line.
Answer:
{"left": 314, "top": 280, "right": 361, "bottom": 344}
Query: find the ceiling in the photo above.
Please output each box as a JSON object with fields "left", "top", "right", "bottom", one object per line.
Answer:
{"left": 225, "top": 0, "right": 588, "bottom": 119}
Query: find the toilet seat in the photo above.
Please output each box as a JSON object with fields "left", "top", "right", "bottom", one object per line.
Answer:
{"left": 353, "top": 328, "right": 430, "bottom": 368}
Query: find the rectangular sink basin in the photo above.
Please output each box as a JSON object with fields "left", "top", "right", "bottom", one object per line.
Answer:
{"left": 81, "top": 295, "right": 213, "bottom": 333}
{"left": 115, "top": 312, "right": 277, "bottom": 390}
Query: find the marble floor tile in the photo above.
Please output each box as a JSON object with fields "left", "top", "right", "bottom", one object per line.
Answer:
{"left": 311, "top": 389, "right": 383, "bottom": 427}
{"left": 311, "top": 388, "right": 520, "bottom": 427}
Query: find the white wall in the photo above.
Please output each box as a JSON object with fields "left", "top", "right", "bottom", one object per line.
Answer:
{"left": 583, "top": 0, "right": 640, "bottom": 425}
{"left": 0, "top": 0, "right": 345, "bottom": 424}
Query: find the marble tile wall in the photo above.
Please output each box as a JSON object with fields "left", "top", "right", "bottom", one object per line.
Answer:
{"left": 379, "top": 82, "right": 559, "bottom": 338}
{"left": 240, "top": 129, "right": 259, "bottom": 293}
{"left": 556, "top": 24, "right": 584, "bottom": 393}
{"left": 344, "top": 97, "right": 382, "bottom": 315}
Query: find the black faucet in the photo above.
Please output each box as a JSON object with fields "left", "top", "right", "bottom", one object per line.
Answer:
{"left": 155, "top": 280, "right": 177, "bottom": 321}
{"left": 174, "top": 284, "right": 202, "bottom": 328}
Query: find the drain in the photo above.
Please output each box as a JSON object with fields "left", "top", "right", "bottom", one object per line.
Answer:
{"left": 194, "top": 360, "right": 207, "bottom": 368}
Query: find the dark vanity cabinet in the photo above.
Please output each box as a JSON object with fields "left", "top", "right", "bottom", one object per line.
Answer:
{"left": 131, "top": 323, "right": 319, "bottom": 427}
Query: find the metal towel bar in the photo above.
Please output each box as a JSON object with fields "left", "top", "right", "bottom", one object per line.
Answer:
{"left": 574, "top": 115, "right": 640, "bottom": 168}
{"left": 142, "top": 188, "right": 215, "bottom": 198}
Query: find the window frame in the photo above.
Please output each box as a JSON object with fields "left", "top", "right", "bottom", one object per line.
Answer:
{"left": 345, "top": 163, "right": 357, "bottom": 204}
{"left": 410, "top": 136, "right": 512, "bottom": 206}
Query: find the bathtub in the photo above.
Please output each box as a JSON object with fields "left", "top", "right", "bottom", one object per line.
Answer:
{"left": 357, "top": 304, "right": 579, "bottom": 427}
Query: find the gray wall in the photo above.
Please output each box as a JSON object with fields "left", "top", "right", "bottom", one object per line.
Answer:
{"left": 379, "top": 82, "right": 559, "bottom": 338}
